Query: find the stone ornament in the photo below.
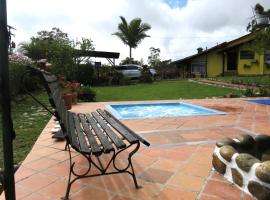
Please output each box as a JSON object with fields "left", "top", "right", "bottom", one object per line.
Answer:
{"left": 212, "top": 134, "right": 270, "bottom": 200}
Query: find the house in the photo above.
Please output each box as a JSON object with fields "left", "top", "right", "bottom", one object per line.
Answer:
{"left": 172, "top": 33, "right": 270, "bottom": 77}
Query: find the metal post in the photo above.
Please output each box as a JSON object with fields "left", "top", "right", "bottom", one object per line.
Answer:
{"left": 0, "top": 0, "right": 16, "bottom": 199}
{"left": 205, "top": 47, "right": 208, "bottom": 78}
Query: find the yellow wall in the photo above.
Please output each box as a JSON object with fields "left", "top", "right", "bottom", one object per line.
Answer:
{"left": 237, "top": 43, "right": 263, "bottom": 75}
{"left": 189, "top": 50, "right": 223, "bottom": 77}
{"left": 207, "top": 50, "right": 223, "bottom": 77}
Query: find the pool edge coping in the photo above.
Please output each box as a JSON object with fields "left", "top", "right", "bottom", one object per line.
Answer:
{"left": 105, "top": 101, "right": 227, "bottom": 120}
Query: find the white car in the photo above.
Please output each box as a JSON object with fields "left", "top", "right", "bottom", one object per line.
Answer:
{"left": 116, "top": 64, "right": 157, "bottom": 79}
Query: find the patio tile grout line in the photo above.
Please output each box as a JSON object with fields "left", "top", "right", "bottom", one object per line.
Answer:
{"left": 195, "top": 169, "right": 214, "bottom": 200}
{"left": 150, "top": 140, "right": 217, "bottom": 148}
{"left": 137, "top": 125, "right": 236, "bottom": 134}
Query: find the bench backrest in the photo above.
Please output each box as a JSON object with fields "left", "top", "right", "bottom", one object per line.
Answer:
{"left": 29, "top": 67, "right": 72, "bottom": 143}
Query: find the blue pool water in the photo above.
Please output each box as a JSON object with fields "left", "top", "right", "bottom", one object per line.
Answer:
{"left": 106, "top": 102, "right": 226, "bottom": 119}
{"left": 245, "top": 99, "right": 270, "bottom": 105}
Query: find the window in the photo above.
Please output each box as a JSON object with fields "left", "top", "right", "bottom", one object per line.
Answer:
{"left": 240, "top": 51, "right": 255, "bottom": 59}
{"left": 265, "top": 50, "right": 270, "bottom": 64}
{"left": 191, "top": 61, "right": 206, "bottom": 74}
{"left": 127, "top": 65, "right": 139, "bottom": 70}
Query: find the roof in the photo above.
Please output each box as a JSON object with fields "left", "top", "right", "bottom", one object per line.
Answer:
{"left": 73, "top": 50, "right": 120, "bottom": 59}
{"left": 172, "top": 33, "right": 254, "bottom": 64}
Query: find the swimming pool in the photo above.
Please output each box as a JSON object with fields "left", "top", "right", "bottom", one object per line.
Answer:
{"left": 106, "top": 102, "right": 226, "bottom": 119}
{"left": 245, "top": 99, "right": 270, "bottom": 105}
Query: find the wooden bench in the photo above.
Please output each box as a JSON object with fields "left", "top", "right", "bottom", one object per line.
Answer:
{"left": 23, "top": 66, "right": 150, "bottom": 200}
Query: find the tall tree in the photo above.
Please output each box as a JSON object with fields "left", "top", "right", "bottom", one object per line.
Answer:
{"left": 19, "top": 27, "right": 95, "bottom": 80}
{"left": 19, "top": 27, "right": 74, "bottom": 77}
{"left": 148, "top": 47, "right": 161, "bottom": 67}
{"left": 246, "top": 4, "right": 270, "bottom": 51}
{"left": 113, "top": 16, "right": 151, "bottom": 59}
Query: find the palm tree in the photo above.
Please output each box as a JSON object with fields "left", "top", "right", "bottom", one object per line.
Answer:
{"left": 113, "top": 16, "right": 151, "bottom": 59}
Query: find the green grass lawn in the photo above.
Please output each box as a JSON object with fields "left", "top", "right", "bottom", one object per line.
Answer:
{"left": 210, "top": 76, "right": 270, "bottom": 86}
{"left": 93, "top": 80, "right": 241, "bottom": 101}
{"left": 0, "top": 92, "right": 50, "bottom": 166}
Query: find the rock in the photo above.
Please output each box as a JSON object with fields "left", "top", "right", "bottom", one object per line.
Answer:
{"left": 237, "top": 134, "right": 256, "bottom": 149}
{"left": 255, "top": 135, "right": 270, "bottom": 153}
{"left": 248, "top": 181, "right": 270, "bottom": 200}
{"left": 220, "top": 145, "right": 237, "bottom": 162}
{"left": 256, "top": 161, "right": 270, "bottom": 183}
{"left": 262, "top": 149, "right": 270, "bottom": 161}
{"left": 216, "top": 138, "right": 236, "bottom": 148}
{"left": 231, "top": 168, "right": 243, "bottom": 187}
{"left": 212, "top": 153, "right": 226, "bottom": 174}
{"left": 236, "top": 153, "right": 260, "bottom": 172}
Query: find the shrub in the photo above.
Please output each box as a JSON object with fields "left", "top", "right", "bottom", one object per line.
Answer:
{"left": 259, "top": 86, "right": 270, "bottom": 96}
{"left": 111, "top": 71, "right": 124, "bottom": 85}
{"left": 78, "top": 86, "right": 96, "bottom": 102}
{"left": 242, "top": 88, "right": 257, "bottom": 97}
{"left": 8, "top": 54, "right": 40, "bottom": 99}
{"left": 76, "top": 63, "right": 95, "bottom": 85}
{"left": 139, "top": 66, "right": 153, "bottom": 83}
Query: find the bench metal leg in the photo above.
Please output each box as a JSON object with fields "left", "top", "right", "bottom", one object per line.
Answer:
{"left": 128, "top": 143, "right": 141, "bottom": 189}
{"left": 62, "top": 142, "right": 141, "bottom": 199}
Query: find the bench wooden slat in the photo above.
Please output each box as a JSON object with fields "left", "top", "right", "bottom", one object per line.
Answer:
{"left": 59, "top": 99, "right": 67, "bottom": 128}
{"left": 48, "top": 82, "right": 61, "bottom": 92}
{"left": 104, "top": 110, "right": 150, "bottom": 146}
{"left": 43, "top": 73, "right": 58, "bottom": 83}
{"left": 73, "top": 113, "right": 90, "bottom": 153}
{"left": 78, "top": 114, "right": 102, "bottom": 156}
{"left": 91, "top": 112, "right": 126, "bottom": 149}
{"left": 67, "top": 112, "right": 80, "bottom": 150}
{"left": 85, "top": 114, "right": 114, "bottom": 153}
{"left": 97, "top": 109, "right": 138, "bottom": 144}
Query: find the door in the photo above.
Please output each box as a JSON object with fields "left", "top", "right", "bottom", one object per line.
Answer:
{"left": 227, "top": 52, "right": 238, "bottom": 71}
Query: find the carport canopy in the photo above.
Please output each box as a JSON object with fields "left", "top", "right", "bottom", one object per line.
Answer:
{"left": 73, "top": 49, "right": 120, "bottom": 66}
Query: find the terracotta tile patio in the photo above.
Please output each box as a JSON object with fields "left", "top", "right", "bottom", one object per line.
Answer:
{"left": 3, "top": 98, "right": 269, "bottom": 199}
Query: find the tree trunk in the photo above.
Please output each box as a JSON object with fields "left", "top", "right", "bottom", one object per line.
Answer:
{"left": 129, "top": 46, "right": 132, "bottom": 61}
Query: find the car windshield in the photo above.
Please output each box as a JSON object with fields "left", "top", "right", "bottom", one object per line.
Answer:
{"left": 116, "top": 65, "right": 139, "bottom": 70}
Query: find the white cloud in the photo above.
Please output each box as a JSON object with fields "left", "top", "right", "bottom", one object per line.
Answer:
{"left": 7, "top": 0, "right": 270, "bottom": 64}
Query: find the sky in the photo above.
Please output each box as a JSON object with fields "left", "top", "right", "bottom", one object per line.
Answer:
{"left": 7, "top": 0, "right": 270, "bottom": 64}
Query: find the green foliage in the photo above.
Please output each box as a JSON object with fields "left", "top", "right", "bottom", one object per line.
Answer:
{"left": 253, "top": 28, "right": 270, "bottom": 52}
{"left": 154, "top": 60, "right": 178, "bottom": 79}
{"left": 214, "top": 76, "right": 270, "bottom": 87}
{"left": 8, "top": 54, "right": 40, "bottom": 99}
{"left": 76, "top": 63, "right": 95, "bottom": 85}
{"left": 246, "top": 3, "right": 270, "bottom": 51}
{"left": 259, "top": 86, "right": 270, "bottom": 96}
{"left": 111, "top": 71, "right": 124, "bottom": 85}
{"left": 148, "top": 47, "right": 161, "bottom": 67}
{"left": 73, "top": 37, "right": 95, "bottom": 51}
{"left": 113, "top": 16, "right": 151, "bottom": 58}
{"left": 78, "top": 86, "right": 96, "bottom": 102}
{"left": 242, "top": 88, "right": 257, "bottom": 97}
{"left": 20, "top": 28, "right": 74, "bottom": 78}
{"left": 247, "top": 3, "right": 270, "bottom": 32}
{"left": 19, "top": 27, "right": 95, "bottom": 81}
{"left": 0, "top": 92, "right": 51, "bottom": 166}
{"left": 139, "top": 65, "right": 153, "bottom": 83}
{"left": 120, "top": 57, "right": 143, "bottom": 65}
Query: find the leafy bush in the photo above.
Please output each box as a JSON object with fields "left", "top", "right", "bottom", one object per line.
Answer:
{"left": 259, "top": 86, "right": 270, "bottom": 96}
{"left": 75, "top": 63, "right": 95, "bottom": 85}
{"left": 9, "top": 54, "right": 40, "bottom": 99}
{"left": 139, "top": 66, "right": 153, "bottom": 83}
{"left": 78, "top": 86, "right": 96, "bottom": 102}
{"left": 111, "top": 71, "right": 124, "bottom": 85}
{"left": 242, "top": 88, "right": 257, "bottom": 97}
